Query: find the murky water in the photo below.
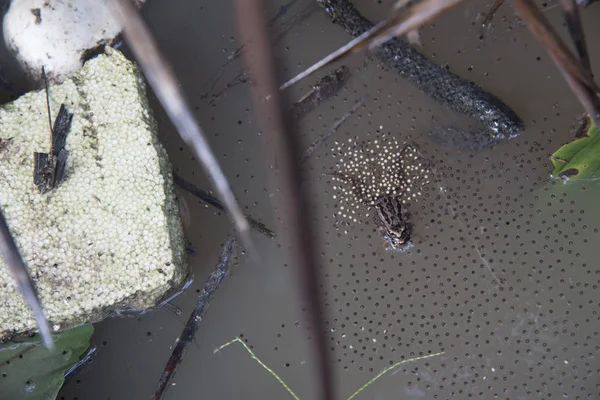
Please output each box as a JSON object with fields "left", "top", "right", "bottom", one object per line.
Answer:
{"left": 0, "top": 0, "right": 597, "bottom": 399}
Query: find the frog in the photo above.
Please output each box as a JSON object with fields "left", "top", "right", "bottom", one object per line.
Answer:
{"left": 372, "top": 194, "right": 412, "bottom": 249}
{"left": 327, "top": 138, "right": 429, "bottom": 251}
{"left": 327, "top": 170, "right": 413, "bottom": 249}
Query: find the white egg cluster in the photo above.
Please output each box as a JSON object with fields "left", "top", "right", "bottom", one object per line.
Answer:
{"left": 329, "top": 133, "right": 431, "bottom": 228}
{"left": 0, "top": 47, "right": 187, "bottom": 338}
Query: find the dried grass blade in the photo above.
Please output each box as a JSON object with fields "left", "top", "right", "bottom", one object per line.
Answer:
{"left": 152, "top": 236, "right": 237, "bottom": 400}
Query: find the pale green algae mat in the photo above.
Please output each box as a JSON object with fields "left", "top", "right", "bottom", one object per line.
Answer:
{"left": 0, "top": 47, "right": 187, "bottom": 339}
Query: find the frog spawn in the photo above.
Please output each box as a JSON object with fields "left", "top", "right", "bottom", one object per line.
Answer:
{"left": 328, "top": 134, "right": 431, "bottom": 250}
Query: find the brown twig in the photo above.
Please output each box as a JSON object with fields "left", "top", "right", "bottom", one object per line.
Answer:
{"left": 108, "top": 0, "right": 257, "bottom": 259}
{"left": 152, "top": 236, "right": 237, "bottom": 400}
{"left": 234, "top": 1, "right": 335, "bottom": 399}
{"left": 0, "top": 208, "right": 53, "bottom": 350}
{"left": 514, "top": 0, "right": 600, "bottom": 126}
{"left": 173, "top": 172, "right": 276, "bottom": 239}
{"left": 559, "top": 0, "right": 592, "bottom": 76}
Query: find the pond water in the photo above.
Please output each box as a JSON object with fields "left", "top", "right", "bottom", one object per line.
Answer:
{"left": 13, "top": 0, "right": 596, "bottom": 398}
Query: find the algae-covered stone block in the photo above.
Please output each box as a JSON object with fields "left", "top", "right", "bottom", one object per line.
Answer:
{"left": 0, "top": 47, "right": 187, "bottom": 338}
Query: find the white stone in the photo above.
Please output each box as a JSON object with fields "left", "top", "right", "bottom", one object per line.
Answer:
{"left": 0, "top": 47, "right": 187, "bottom": 338}
{"left": 3, "top": 0, "right": 145, "bottom": 83}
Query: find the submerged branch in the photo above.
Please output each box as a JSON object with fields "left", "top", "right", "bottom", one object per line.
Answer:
{"left": 296, "top": 0, "right": 524, "bottom": 149}
{"left": 173, "top": 172, "right": 275, "bottom": 239}
{"left": 280, "top": 0, "right": 466, "bottom": 91}
{"left": 152, "top": 236, "right": 237, "bottom": 400}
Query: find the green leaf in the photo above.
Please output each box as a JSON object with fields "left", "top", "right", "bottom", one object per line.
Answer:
{"left": 551, "top": 114, "right": 600, "bottom": 181}
{"left": 0, "top": 324, "right": 94, "bottom": 400}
